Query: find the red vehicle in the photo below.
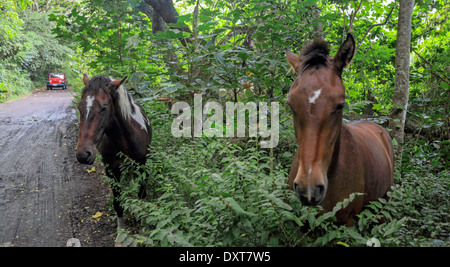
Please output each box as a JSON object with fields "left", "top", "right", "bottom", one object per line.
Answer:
{"left": 47, "top": 73, "right": 67, "bottom": 90}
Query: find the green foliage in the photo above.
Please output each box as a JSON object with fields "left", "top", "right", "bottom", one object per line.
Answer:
{"left": 0, "top": 1, "right": 30, "bottom": 101}
{"left": 50, "top": 0, "right": 449, "bottom": 133}
{"left": 21, "top": 12, "right": 74, "bottom": 84}
{"left": 0, "top": 3, "right": 76, "bottom": 102}
{"left": 50, "top": 0, "right": 162, "bottom": 83}
{"left": 386, "top": 171, "right": 449, "bottom": 246}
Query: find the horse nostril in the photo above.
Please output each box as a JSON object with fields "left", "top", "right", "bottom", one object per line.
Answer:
{"left": 293, "top": 181, "right": 302, "bottom": 196}
{"left": 76, "top": 149, "right": 95, "bottom": 165}
{"left": 317, "top": 184, "right": 325, "bottom": 195}
{"left": 313, "top": 184, "right": 326, "bottom": 203}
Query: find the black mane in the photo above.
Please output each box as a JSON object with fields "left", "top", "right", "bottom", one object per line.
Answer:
{"left": 300, "top": 39, "right": 330, "bottom": 70}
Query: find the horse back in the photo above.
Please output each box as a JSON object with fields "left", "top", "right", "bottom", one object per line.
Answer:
{"left": 344, "top": 121, "right": 394, "bottom": 203}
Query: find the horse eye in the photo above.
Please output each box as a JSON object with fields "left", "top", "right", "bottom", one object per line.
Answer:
{"left": 336, "top": 103, "right": 345, "bottom": 110}
{"left": 100, "top": 105, "right": 108, "bottom": 112}
{"left": 332, "top": 103, "right": 345, "bottom": 113}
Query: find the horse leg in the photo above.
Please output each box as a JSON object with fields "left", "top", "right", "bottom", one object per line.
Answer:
{"left": 106, "top": 165, "right": 125, "bottom": 231}
{"left": 112, "top": 186, "right": 125, "bottom": 230}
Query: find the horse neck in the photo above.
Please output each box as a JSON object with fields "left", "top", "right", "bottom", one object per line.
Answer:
{"left": 329, "top": 123, "right": 364, "bottom": 177}
{"left": 327, "top": 124, "right": 345, "bottom": 178}
{"left": 105, "top": 97, "right": 149, "bottom": 163}
{"left": 107, "top": 99, "right": 134, "bottom": 139}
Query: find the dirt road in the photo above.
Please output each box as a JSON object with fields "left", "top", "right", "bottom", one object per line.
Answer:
{"left": 0, "top": 89, "right": 115, "bottom": 247}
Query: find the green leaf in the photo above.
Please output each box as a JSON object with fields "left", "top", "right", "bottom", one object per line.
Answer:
{"left": 372, "top": 201, "right": 383, "bottom": 209}
{"left": 281, "top": 211, "right": 304, "bottom": 227}
{"left": 115, "top": 232, "right": 128, "bottom": 243}
{"left": 125, "top": 34, "right": 140, "bottom": 49}
{"left": 225, "top": 197, "right": 256, "bottom": 217}
{"left": 392, "top": 138, "right": 399, "bottom": 147}
{"left": 268, "top": 194, "right": 293, "bottom": 211}
{"left": 347, "top": 227, "right": 366, "bottom": 245}
{"left": 123, "top": 236, "right": 136, "bottom": 247}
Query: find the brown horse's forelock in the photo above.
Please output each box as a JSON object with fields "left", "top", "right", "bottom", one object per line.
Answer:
{"left": 299, "top": 39, "right": 330, "bottom": 72}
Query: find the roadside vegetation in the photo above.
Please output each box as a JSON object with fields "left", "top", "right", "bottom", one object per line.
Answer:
{"left": 0, "top": 1, "right": 76, "bottom": 102}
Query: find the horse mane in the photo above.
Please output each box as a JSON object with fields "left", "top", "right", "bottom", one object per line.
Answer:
{"left": 300, "top": 38, "right": 330, "bottom": 70}
{"left": 116, "top": 83, "right": 137, "bottom": 120}
{"left": 82, "top": 75, "right": 137, "bottom": 122}
{"left": 116, "top": 84, "right": 149, "bottom": 132}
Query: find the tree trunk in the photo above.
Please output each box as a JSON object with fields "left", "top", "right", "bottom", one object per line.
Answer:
{"left": 144, "top": 0, "right": 191, "bottom": 33}
{"left": 142, "top": 0, "right": 192, "bottom": 47}
{"left": 152, "top": 10, "right": 169, "bottom": 34}
{"left": 136, "top": 2, "right": 168, "bottom": 34}
{"left": 391, "top": 0, "right": 414, "bottom": 170}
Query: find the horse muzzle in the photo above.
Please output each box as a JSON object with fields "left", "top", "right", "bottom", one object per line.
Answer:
{"left": 293, "top": 182, "right": 326, "bottom": 206}
{"left": 76, "top": 148, "right": 96, "bottom": 165}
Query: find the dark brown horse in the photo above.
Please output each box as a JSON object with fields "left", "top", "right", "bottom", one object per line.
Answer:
{"left": 76, "top": 75, "right": 152, "bottom": 230}
{"left": 285, "top": 34, "right": 394, "bottom": 226}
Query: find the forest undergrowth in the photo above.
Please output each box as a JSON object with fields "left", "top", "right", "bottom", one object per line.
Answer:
{"left": 110, "top": 100, "right": 449, "bottom": 247}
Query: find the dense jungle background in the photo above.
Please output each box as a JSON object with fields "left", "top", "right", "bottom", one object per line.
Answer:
{"left": 0, "top": 0, "right": 448, "bottom": 247}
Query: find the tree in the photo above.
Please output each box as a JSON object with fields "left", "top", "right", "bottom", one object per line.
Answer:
{"left": 391, "top": 0, "right": 415, "bottom": 168}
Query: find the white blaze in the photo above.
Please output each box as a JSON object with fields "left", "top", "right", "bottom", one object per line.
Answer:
{"left": 86, "top": 95, "right": 95, "bottom": 119}
{"left": 308, "top": 88, "right": 322, "bottom": 104}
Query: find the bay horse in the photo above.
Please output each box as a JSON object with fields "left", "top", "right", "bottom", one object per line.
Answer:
{"left": 76, "top": 75, "right": 152, "bottom": 230}
{"left": 285, "top": 34, "right": 394, "bottom": 226}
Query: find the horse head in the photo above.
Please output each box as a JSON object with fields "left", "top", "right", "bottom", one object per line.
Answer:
{"left": 286, "top": 34, "right": 355, "bottom": 206}
{"left": 76, "top": 75, "right": 127, "bottom": 165}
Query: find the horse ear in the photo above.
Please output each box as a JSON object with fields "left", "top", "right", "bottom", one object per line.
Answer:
{"left": 333, "top": 33, "right": 355, "bottom": 75}
{"left": 83, "top": 74, "right": 90, "bottom": 85}
{"left": 285, "top": 47, "right": 302, "bottom": 73}
{"left": 108, "top": 76, "right": 128, "bottom": 89}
